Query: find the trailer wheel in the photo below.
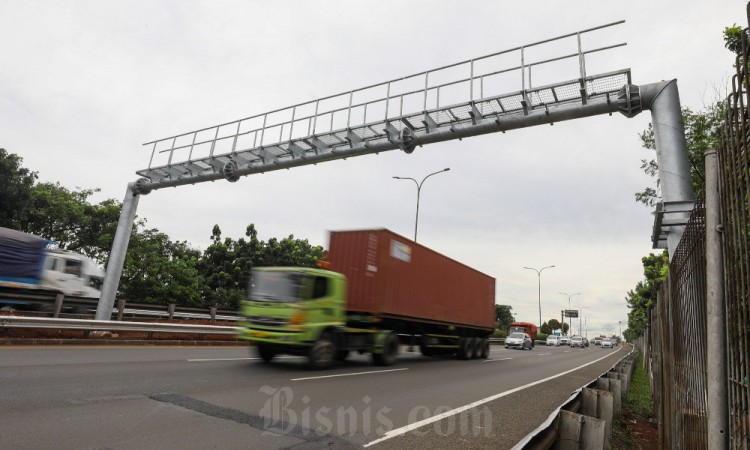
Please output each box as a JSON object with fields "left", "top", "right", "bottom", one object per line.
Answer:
{"left": 373, "top": 333, "right": 399, "bottom": 366}
{"left": 458, "top": 337, "right": 471, "bottom": 360}
{"left": 479, "top": 338, "right": 490, "bottom": 359}
{"left": 256, "top": 343, "right": 276, "bottom": 363}
{"left": 472, "top": 337, "right": 484, "bottom": 359}
{"left": 308, "top": 332, "right": 335, "bottom": 369}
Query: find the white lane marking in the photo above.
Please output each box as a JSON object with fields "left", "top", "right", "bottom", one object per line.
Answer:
{"left": 187, "top": 356, "right": 299, "bottom": 362}
{"left": 537, "top": 353, "right": 550, "bottom": 356}
{"left": 363, "top": 346, "right": 623, "bottom": 447}
{"left": 482, "top": 357, "right": 513, "bottom": 363}
{"left": 291, "top": 368, "right": 408, "bottom": 381}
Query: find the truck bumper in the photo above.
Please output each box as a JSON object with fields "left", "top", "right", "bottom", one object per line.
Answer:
{"left": 238, "top": 327, "right": 311, "bottom": 346}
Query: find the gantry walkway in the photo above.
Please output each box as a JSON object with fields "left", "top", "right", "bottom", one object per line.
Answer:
{"left": 135, "top": 21, "right": 629, "bottom": 192}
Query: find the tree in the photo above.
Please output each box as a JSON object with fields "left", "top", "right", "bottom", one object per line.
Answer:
{"left": 562, "top": 322, "right": 569, "bottom": 335}
{"left": 625, "top": 251, "right": 669, "bottom": 339}
{"left": 547, "top": 318, "right": 561, "bottom": 333}
{"left": 494, "top": 304, "right": 514, "bottom": 332}
{"left": 120, "top": 227, "right": 203, "bottom": 306}
{"left": 0, "top": 148, "right": 38, "bottom": 229}
{"left": 540, "top": 321, "right": 551, "bottom": 335}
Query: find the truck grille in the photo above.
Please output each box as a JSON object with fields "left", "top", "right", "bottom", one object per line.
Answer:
{"left": 247, "top": 316, "right": 287, "bottom": 327}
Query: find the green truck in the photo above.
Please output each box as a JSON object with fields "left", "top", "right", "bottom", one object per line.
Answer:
{"left": 238, "top": 229, "right": 496, "bottom": 369}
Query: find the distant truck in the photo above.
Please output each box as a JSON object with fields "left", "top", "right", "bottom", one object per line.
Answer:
{"left": 238, "top": 229, "right": 496, "bottom": 369}
{"left": 509, "top": 321, "right": 538, "bottom": 341}
{"left": 0, "top": 227, "right": 104, "bottom": 309}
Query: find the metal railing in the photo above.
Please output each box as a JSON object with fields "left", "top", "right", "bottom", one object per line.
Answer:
{"left": 137, "top": 22, "right": 627, "bottom": 188}
{"left": 0, "top": 315, "right": 238, "bottom": 335}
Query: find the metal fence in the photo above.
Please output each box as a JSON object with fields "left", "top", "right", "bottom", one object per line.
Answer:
{"left": 646, "top": 4, "right": 750, "bottom": 448}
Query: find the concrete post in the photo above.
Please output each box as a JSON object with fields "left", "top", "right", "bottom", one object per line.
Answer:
{"left": 210, "top": 307, "right": 217, "bottom": 322}
{"left": 95, "top": 183, "right": 141, "bottom": 320}
{"left": 705, "top": 148, "right": 728, "bottom": 449}
{"left": 168, "top": 304, "right": 176, "bottom": 320}
{"left": 558, "top": 410, "right": 607, "bottom": 450}
{"left": 116, "top": 299, "right": 126, "bottom": 321}
{"left": 53, "top": 293, "right": 64, "bottom": 318}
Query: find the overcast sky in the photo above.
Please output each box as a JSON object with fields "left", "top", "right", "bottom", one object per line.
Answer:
{"left": 0, "top": 1, "right": 739, "bottom": 338}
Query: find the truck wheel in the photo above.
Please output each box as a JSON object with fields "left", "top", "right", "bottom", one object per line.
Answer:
{"left": 472, "top": 338, "right": 482, "bottom": 359}
{"left": 334, "top": 350, "right": 350, "bottom": 361}
{"left": 479, "top": 338, "right": 490, "bottom": 359}
{"left": 308, "top": 332, "right": 335, "bottom": 369}
{"left": 373, "top": 333, "right": 399, "bottom": 366}
{"left": 419, "top": 345, "right": 434, "bottom": 357}
{"left": 458, "top": 337, "right": 471, "bottom": 360}
{"left": 256, "top": 343, "right": 276, "bottom": 363}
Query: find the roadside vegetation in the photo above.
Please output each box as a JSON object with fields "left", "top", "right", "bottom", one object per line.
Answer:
{"left": 612, "top": 353, "right": 658, "bottom": 449}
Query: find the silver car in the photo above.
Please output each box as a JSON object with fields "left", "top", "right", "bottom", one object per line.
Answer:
{"left": 570, "top": 336, "right": 585, "bottom": 348}
{"left": 559, "top": 335, "right": 571, "bottom": 346}
{"left": 505, "top": 332, "right": 533, "bottom": 350}
{"left": 601, "top": 338, "right": 614, "bottom": 348}
{"left": 546, "top": 335, "right": 560, "bottom": 346}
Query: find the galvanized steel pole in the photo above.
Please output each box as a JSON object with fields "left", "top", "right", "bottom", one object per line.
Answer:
{"left": 525, "top": 265, "right": 555, "bottom": 330}
{"left": 95, "top": 183, "right": 141, "bottom": 321}
{"left": 393, "top": 168, "right": 450, "bottom": 242}
{"left": 705, "top": 148, "right": 728, "bottom": 449}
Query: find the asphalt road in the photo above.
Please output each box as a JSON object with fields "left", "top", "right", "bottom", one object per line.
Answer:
{"left": 0, "top": 343, "right": 628, "bottom": 449}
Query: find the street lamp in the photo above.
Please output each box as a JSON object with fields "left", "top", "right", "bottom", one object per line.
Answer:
{"left": 559, "top": 292, "right": 580, "bottom": 336}
{"left": 524, "top": 265, "right": 555, "bottom": 329}
{"left": 619, "top": 320, "right": 622, "bottom": 341}
{"left": 573, "top": 305, "right": 588, "bottom": 336}
{"left": 393, "top": 168, "right": 450, "bottom": 242}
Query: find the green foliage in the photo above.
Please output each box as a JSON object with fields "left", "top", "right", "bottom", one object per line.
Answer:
{"left": 0, "top": 148, "right": 38, "bottom": 229}
{"left": 494, "top": 304, "right": 514, "bottom": 331}
{"left": 625, "top": 251, "right": 669, "bottom": 339}
{"left": 724, "top": 24, "right": 746, "bottom": 55}
{"left": 547, "top": 318, "right": 561, "bottom": 333}
{"left": 493, "top": 328, "right": 507, "bottom": 338}
{"left": 636, "top": 105, "right": 724, "bottom": 207}
{"left": 121, "top": 227, "right": 203, "bottom": 306}
{"left": 536, "top": 332, "right": 547, "bottom": 341}
{"left": 540, "top": 321, "right": 551, "bottom": 335}
{"left": 562, "top": 322, "right": 569, "bottom": 335}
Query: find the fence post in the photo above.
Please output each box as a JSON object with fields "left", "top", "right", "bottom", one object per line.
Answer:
{"left": 168, "top": 304, "right": 175, "bottom": 320}
{"left": 53, "top": 294, "right": 64, "bottom": 318}
{"left": 210, "top": 307, "right": 217, "bottom": 322}
{"left": 705, "top": 148, "right": 728, "bottom": 449}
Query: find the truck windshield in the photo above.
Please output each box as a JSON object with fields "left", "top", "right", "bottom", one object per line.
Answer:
{"left": 248, "top": 271, "right": 303, "bottom": 303}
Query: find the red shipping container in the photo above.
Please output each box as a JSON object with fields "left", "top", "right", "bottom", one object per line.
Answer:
{"left": 327, "top": 229, "right": 495, "bottom": 331}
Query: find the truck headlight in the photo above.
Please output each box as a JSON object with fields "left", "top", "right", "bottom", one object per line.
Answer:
{"left": 288, "top": 310, "right": 307, "bottom": 325}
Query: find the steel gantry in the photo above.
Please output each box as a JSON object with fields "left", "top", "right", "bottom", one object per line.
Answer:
{"left": 96, "top": 20, "right": 694, "bottom": 320}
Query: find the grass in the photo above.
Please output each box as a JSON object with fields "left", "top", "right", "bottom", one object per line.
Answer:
{"left": 612, "top": 351, "right": 657, "bottom": 449}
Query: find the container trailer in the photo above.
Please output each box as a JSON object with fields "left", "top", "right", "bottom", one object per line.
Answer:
{"left": 238, "top": 229, "right": 495, "bottom": 369}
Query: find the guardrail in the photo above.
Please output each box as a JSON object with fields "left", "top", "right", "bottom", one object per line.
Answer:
{"left": 0, "top": 316, "right": 238, "bottom": 335}
{"left": 513, "top": 344, "right": 637, "bottom": 449}
{"left": 0, "top": 292, "right": 242, "bottom": 321}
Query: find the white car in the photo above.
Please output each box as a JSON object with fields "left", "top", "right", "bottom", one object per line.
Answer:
{"left": 505, "top": 332, "right": 534, "bottom": 350}
{"left": 559, "top": 335, "right": 571, "bottom": 346}
{"left": 546, "top": 335, "right": 560, "bottom": 346}
{"left": 601, "top": 338, "right": 614, "bottom": 348}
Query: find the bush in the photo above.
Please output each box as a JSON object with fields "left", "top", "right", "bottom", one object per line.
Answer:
{"left": 537, "top": 332, "right": 548, "bottom": 341}
{"left": 493, "top": 329, "right": 507, "bottom": 338}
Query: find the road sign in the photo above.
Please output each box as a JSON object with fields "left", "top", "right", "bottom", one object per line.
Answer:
{"left": 564, "top": 309, "right": 579, "bottom": 318}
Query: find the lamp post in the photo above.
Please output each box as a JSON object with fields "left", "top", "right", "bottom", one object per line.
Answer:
{"left": 559, "top": 292, "right": 579, "bottom": 336}
{"left": 524, "top": 265, "right": 555, "bottom": 330}
{"left": 393, "top": 168, "right": 450, "bottom": 242}
{"left": 573, "top": 305, "right": 588, "bottom": 336}
{"left": 619, "top": 320, "right": 622, "bottom": 341}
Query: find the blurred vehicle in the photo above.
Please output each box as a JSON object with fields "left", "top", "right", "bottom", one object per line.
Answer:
{"left": 601, "top": 338, "right": 614, "bottom": 348}
{"left": 592, "top": 337, "right": 602, "bottom": 345}
{"left": 546, "top": 335, "right": 560, "bottom": 346}
{"left": 570, "top": 336, "right": 585, "bottom": 348}
{"left": 559, "top": 335, "right": 571, "bottom": 345}
{"left": 505, "top": 332, "right": 534, "bottom": 350}
{"left": 509, "top": 322, "right": 538, "bottom": 346}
